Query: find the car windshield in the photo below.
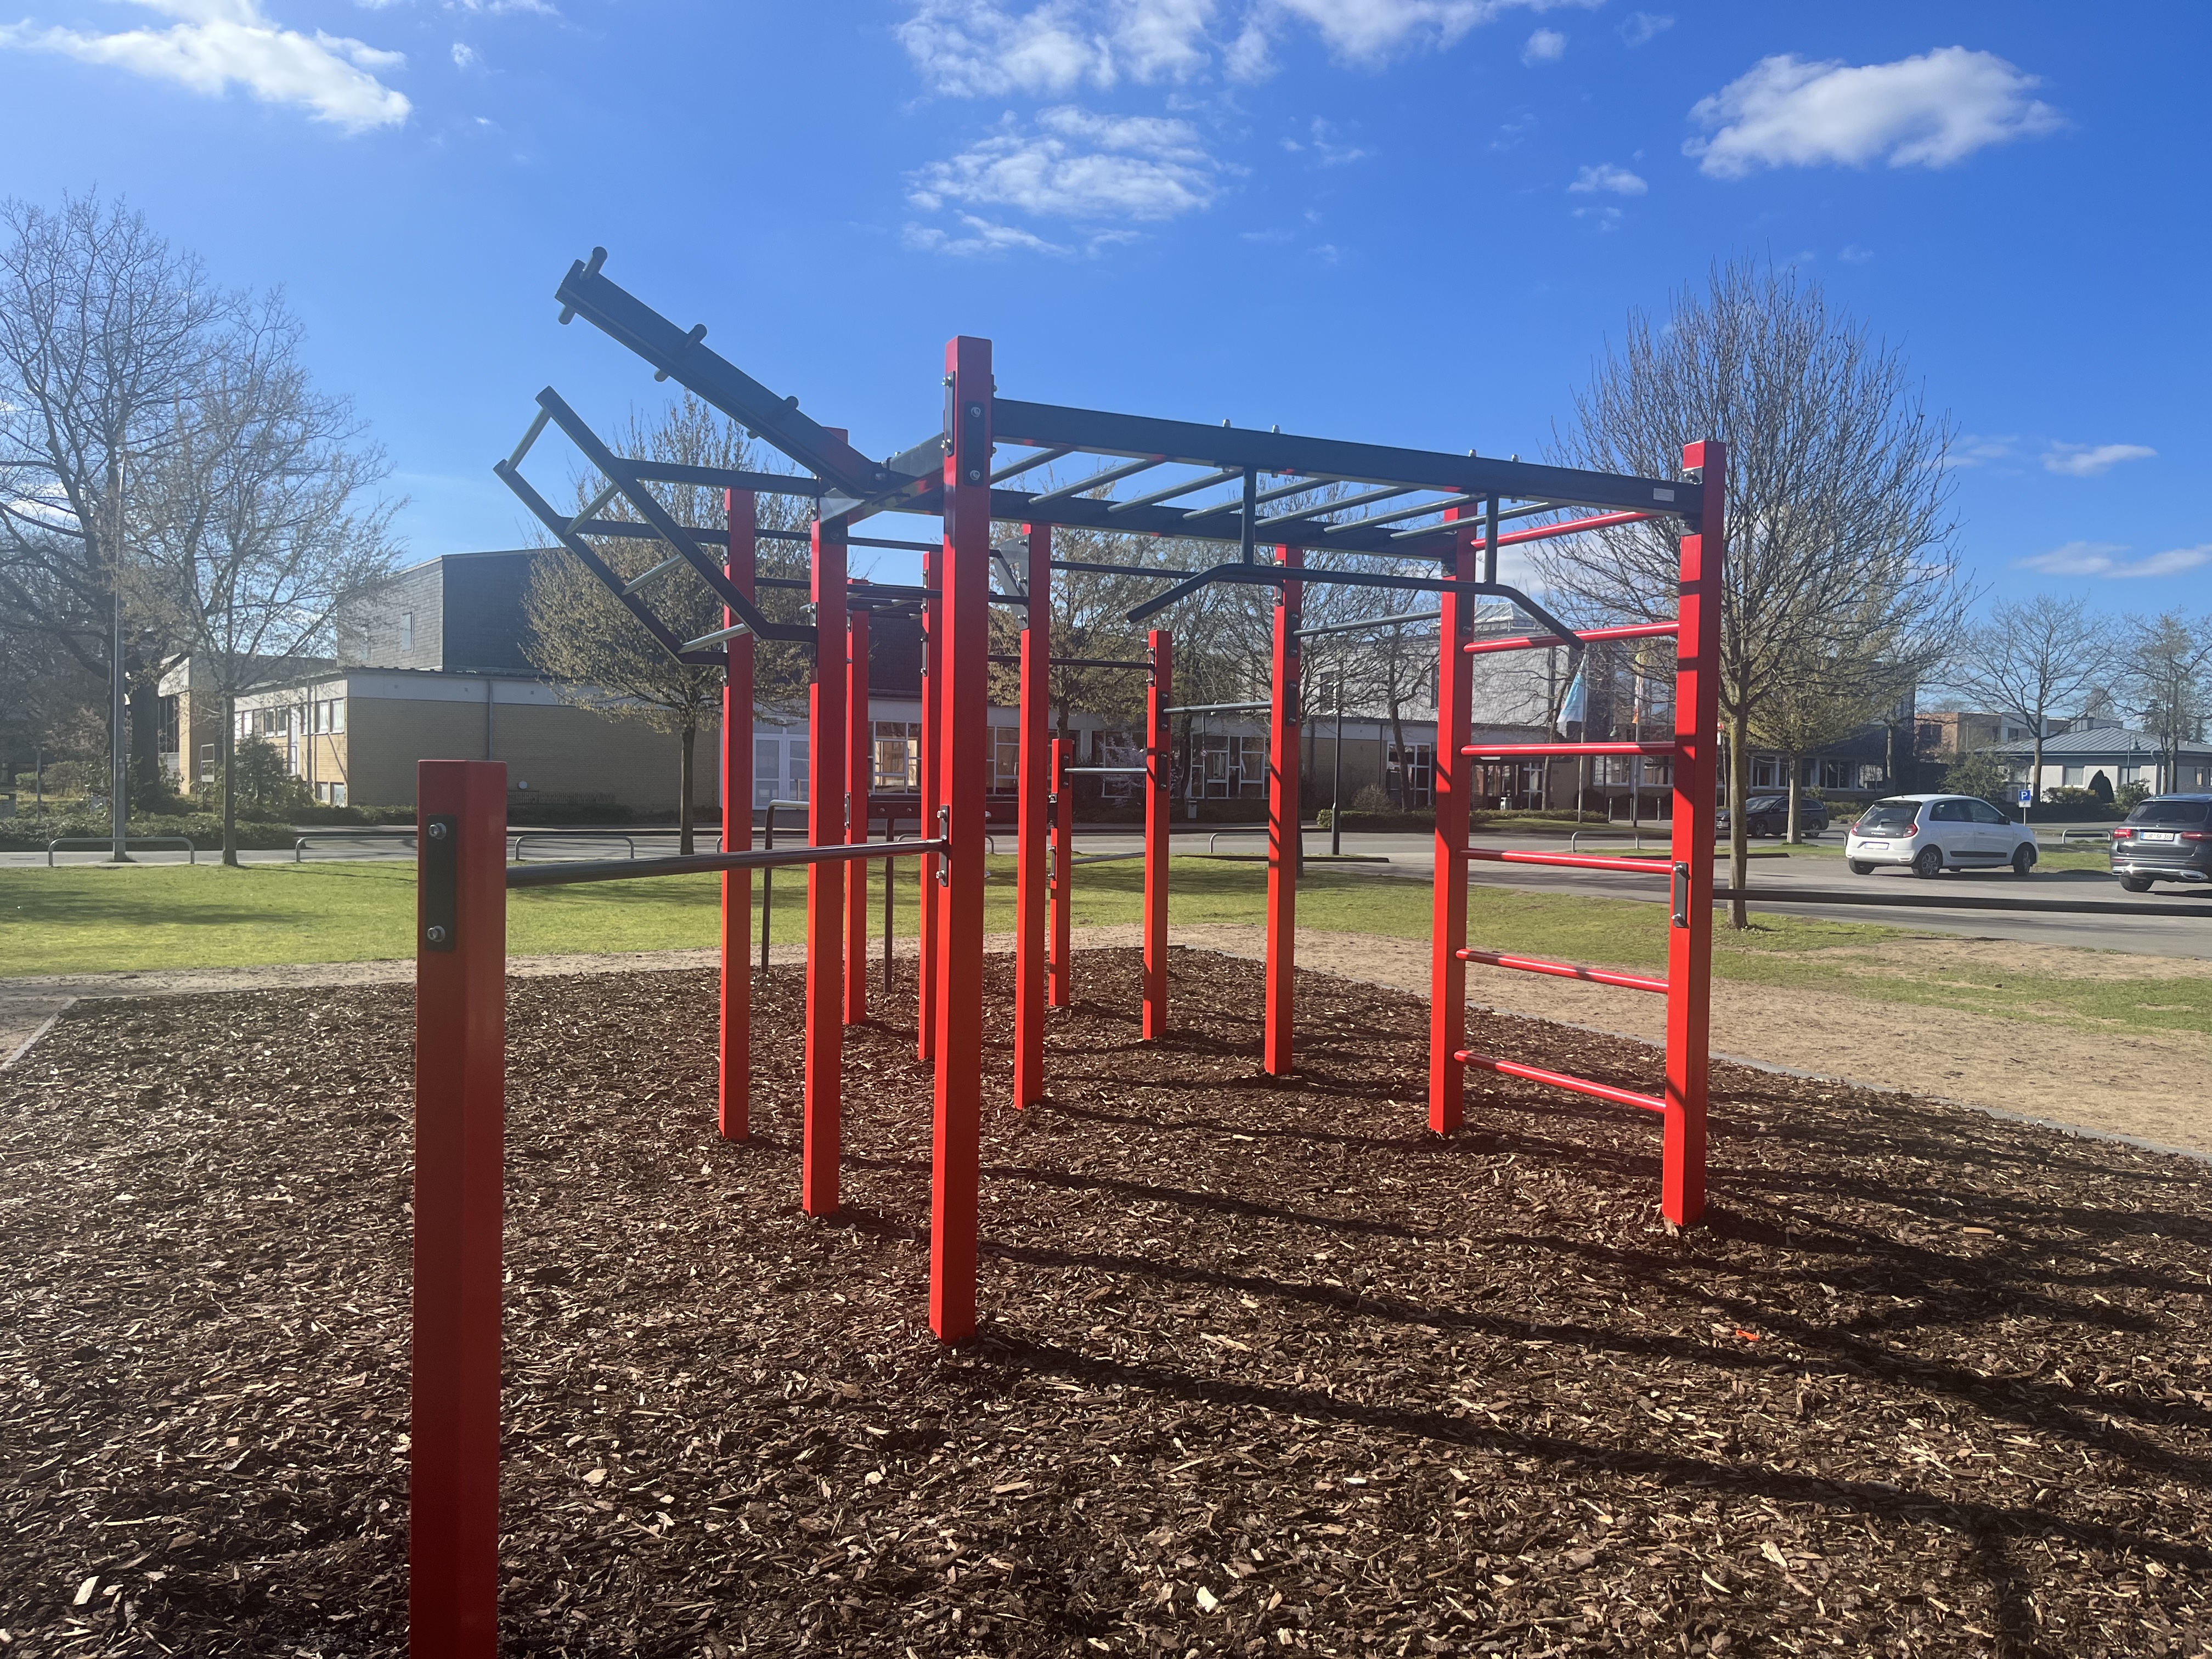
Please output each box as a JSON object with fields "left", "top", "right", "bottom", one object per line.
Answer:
{"left": 1746, "top": 797, "right": 1785, "bottom": 811}
{"left": 2126, "top": 800, "right": 2211, "bottom": 827}
{"left": 1857, "top": 800, "right": 1919, "bottom": 833}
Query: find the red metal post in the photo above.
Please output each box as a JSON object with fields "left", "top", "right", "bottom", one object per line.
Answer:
{"left": 1143, "top": 629, "right": 1171, "bottom": 1040}
{"left": 1264, "top": 547, "right": 1300, "bottom": 1075}
{"left": 1663, "top": 440, "right": 1724, "bottom": 1226}
{"left": 917, "top": 545, "right": 940, "bottom": 1062}
{"left": 803, "top": 513, "right": 847, "bottom": 1216}
{"left": 1048, "top": 735, "right": 1071, "bottom": 1008}
{"left": 931, "top": 336, "right": 992, "bottom": 1342}
{"left": 410, "top": 758, "right": 506, "bottom": 1659}
{"left": 1428, "top": 513, "right": 1479, "bottom": 1134}
{"left": 719, "top": 490, "right": 755, "bottom": 1141}
{"left": 1014, "top": 521, "right": 1052, "bottom": 1105}
{"left": 845, "top": 595, "right": 871, "bottom": 1025}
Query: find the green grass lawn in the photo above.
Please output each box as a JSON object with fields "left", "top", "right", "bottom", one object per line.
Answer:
{"left": 5, "top": 857, "right": 2203, "bottom": 1037}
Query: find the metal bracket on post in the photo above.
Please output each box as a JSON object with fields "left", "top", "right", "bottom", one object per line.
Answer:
{"left": 936, "top": 805, "right": 951, "bottom": 885}
{"left": 422, "top": 817, "right": 458, "bottom": 951}
{"left": 1671, "top": 861, "right": 1691, "bottom": 928}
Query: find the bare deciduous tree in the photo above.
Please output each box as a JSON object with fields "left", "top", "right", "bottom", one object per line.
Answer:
{"left": 522, "top": 397, "right": 812, "bottom": 853}
{"left": 1945, "top": 594, "right": 2120, "bottom": 805}
{"left": 1533, "top": 257, "right": 1968, "bottom": 926}
{"left": 0, "top": 191, "right": 237, "bottom": 839}
{"left": 134, "top": 298, "right": 401, "bottom": 863}
{"left": 2121, "top": 610, "right": 2212, "bottom": 788}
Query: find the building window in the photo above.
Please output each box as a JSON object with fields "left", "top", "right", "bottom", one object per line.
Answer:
{"left": 1751, "top": 756, "right": 1780, "bottom": 788}
{"left": 1858, "top": 763, "right": 1886, "bottom": 790}
{"left": 399, "top": 611, "right": 414, "bottom": 651}
{"left": 1387, "top": 743, "right": 1434, "bottom": 807}
{"left": 1188, "top": 732, "right": 1267, "bottom": 799}
{"left": 992, "top": 724, "right": 1020, "bottom": 792}
{"left": 2063, "top": 765, "right": 2085, "bottom": 787}
{"left": 157, "top": 695, "right": 179, "bottom": 756}
{"left": 871, "top": 721, "right": 919, "bottom": 791}
{"left": 1820, "top": 759, "right": 1851, "bottom": 789}
{"left": 312, "top": 697, "right": 346, "bottom": 734}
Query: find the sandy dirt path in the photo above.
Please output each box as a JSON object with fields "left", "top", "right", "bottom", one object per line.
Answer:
{"left": 8, "top": 928, "right": 2206, "bottom": 1156}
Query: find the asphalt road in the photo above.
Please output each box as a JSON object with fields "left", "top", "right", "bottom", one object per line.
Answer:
{"left": 1082, "top": 827, "right": 2212, "bottom": 961}
{"left": 14, "top": 824, "right": 2210, "bottom": 960}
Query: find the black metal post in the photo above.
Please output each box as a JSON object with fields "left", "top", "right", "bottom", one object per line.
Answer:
{"left": 760, "top": 803, "right": 775, "bottom": 972}
{"left": 1331, "top": 668, "right": 1345, "bottom": 857}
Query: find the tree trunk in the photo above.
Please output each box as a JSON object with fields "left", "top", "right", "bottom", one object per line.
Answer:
{"left": 220, "top": 699, "right": 240, "bottom": 868}
{"left": 1785, "top": 758, "right": 1801, "bottom": 843}
{"left": 1387, "top": 697, "right": 1407, "bottom": 812}
{"left": 1727, "top": 707, "right": 1750, "bottom": 930}
{"left": 2030, "top": 727, "right": 2045, "bottom": 818}
{"left": 128, "top": 669, "right": 165, "bottom": 808}
{"left": 679, "top": 719, "right": 697, "bottom": 856}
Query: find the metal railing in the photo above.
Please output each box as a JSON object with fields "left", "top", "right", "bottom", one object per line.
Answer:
{"left": 1712, "top": 884, "right": 2210, "bottom": 920}
{"left": 295, "top": 828, "right": 417, "bottom": 862}
{"left": 47, "top": 835, "right": 196, "bottom": 866}
{"left": 511, "top": 831, "right": 638, "bottom": 862}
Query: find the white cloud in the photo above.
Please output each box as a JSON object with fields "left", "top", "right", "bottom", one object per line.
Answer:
{"left": 1686, "top": 47, "right": 2062, "bottom": 179}
{"left": 0, "top": 0, "right": 409, "bottom": 129}
{"left": 451, "top": 40, "right": 476, "bottom": 66}
{"left": 2017, "top": 540, "right": 2211, "bottom": 579}
{"left": 1950, "top": 433, "right": 2017, "bottom": 469}
{"left": 904, "top": 214, "right": 1073, "bottom": 256}
{"left": 2042, "top": 442, "right": 2155, "bottom": 478}
{"left": 1282, "top": 116, "right": 1369, "bottom": 165}
{"left": 909, "top": 105, "right": 1221, "bottom": 224}
{"left": 445, "top": 0, "right": 556, "bottom": 13}
{"left": 1568, "top": 161, "right": 1644, "bottom": 195}
{"left": 1572, "top": 204, "right": 1622, "bottom": 230}
{"left": 1618, "top": 10, "right": 1670, "bottom": 46}
{"left": 898, "top": 0, "right": 1599, "bottom": 93}
{"left": 1521, "top": 26, "right": 1562, "bottom": 63}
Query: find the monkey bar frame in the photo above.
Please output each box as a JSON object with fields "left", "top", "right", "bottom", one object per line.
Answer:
{"left": 425, "top": 246, "right": 1716, "bottom": 1656}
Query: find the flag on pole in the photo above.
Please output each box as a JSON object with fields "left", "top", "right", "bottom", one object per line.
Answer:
{"left": 1558, "top": 665, "right": 1586, "bottom": 733}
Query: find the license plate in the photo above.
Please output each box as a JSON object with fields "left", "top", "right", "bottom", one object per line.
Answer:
{"left": 2143, "top": 831, "right": 2177, "bottom": 842}
{"left": 1860, "top": 840, "right": 1889, "bottom": 849}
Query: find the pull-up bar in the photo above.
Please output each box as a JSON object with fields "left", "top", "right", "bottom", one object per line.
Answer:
{"left": 1165, "top": 701, "right": 1269, "bottom": 715}
{"left": 506, "top": 838, "right": 946, "bottom": 889}
{"left": 1296, "top": 609, "right": 1442, "bottom": 640}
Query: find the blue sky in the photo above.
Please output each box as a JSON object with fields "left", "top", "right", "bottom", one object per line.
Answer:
{"left": 2, "top": 1, "right": 2204, "bottom": 610}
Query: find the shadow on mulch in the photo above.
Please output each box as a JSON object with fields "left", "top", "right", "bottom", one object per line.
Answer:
{"left": 1, "top": 946, "right": 2208, "bottom": 1658}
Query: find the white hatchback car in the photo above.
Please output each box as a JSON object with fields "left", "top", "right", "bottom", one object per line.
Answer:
{"left": 1846, "top": 794, "right": 2040, "bottom": 878}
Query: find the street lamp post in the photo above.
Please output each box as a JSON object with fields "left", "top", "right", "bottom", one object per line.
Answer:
{"left": 109, "top": 452, "right": 132, "bottom": 864}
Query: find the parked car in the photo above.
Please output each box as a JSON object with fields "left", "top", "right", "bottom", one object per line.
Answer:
{"left": 1845, "top": 794, "right": 2039, "bottom": 877}
{"left": 1716, "top": 793, "right": 1830, "bottom": 838}
{"left": 2110, "top": 794, "right": 2212, "bottom": 891}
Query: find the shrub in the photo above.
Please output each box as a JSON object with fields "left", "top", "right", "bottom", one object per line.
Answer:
{"left": 193, "top": 741, "right": 317, "bottom": 821}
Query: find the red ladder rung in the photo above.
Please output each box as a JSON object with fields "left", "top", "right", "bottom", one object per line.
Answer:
{"left": 1465, "top": 847, "right": 1672, "bottom": 874}
{"left": 1458, "top": 948, "right": 1667, "bottom": 994}
{"left": 1453, "top": 1050, "right": 1667, "bottom": 1114}
{"left": 1465, "top": 620, "right": 1679, "bottom": 656}
{"left": 1460, "top": 741, "right": 1680, "bottom": 758}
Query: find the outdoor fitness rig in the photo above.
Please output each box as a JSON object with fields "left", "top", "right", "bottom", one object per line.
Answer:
{"left": 406, "top": 246, "right": 1718, "bottom": 1653}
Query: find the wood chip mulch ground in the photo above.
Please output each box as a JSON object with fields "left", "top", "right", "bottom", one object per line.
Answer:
{"left": 2, "top": 946, "right": 2210, "bottom": 1658}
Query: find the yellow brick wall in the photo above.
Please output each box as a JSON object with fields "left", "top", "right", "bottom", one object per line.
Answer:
{"left": 346, "top": 696, "right": 716, "bottom": 811}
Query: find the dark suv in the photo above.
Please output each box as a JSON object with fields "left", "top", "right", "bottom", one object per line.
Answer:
{"left": 1717, "top": 793, "right": 1830, "bottom": 838}
{"left": 2111, "top": 795, "right": 2212, "bottom": 891}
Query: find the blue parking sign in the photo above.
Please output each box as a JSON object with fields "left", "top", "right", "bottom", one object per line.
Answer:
{"left": 2017, "top": 788, "right": 2033, "bottom": 807}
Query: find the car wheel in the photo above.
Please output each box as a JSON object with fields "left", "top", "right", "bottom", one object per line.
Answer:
{"left": 2011, "top": 845, "right": 2036, "bottom": 877}
{"left": 1911, "top": 847, "right": 1944, "bottom": 879}
{"left": 2119, "top": 876, "right": 2153, "bottom": 894}
{"left": 1848, "top": 860, "right": 1875, "bottom": 875}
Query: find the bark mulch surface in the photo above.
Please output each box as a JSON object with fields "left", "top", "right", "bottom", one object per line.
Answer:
{"left": 2, "top": 947, "right": 2210, "bottom": 1659}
